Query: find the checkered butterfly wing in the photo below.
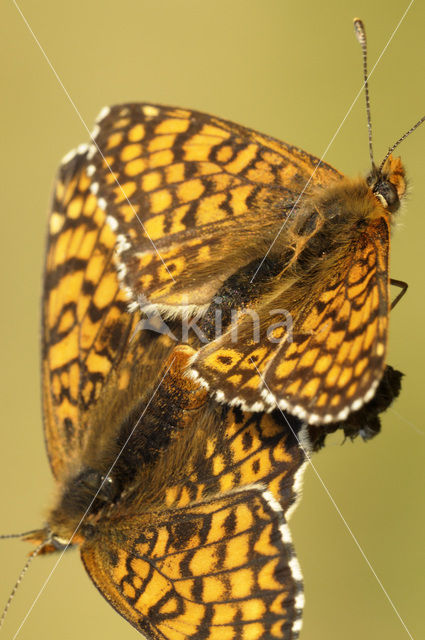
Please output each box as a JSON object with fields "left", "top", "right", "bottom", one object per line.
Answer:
{"left": 85, "top": 103, "right": 342, "bottom": 315}
{"left": 190, "top": 215, "right": 390, "bottom": 423}
{"left": 43, "top": 146, "right": 174, "bottom": 478}
{"left": 82, "top": 489, "right": 301, "bottom": 640}
{"left": 80, "top": 355, "right": 308, "bottom": 640}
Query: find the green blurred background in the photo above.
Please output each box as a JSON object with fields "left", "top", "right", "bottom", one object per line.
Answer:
{"left": 1, "top": 1, "right": 424, "bottom": 638}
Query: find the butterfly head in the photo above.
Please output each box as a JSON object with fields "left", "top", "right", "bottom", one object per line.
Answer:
{"left": 21, "top": 468, "right": 120, "bottom": 555}
{"left": 366, "top": 155, "right": 406, "bottom": 214}
{"left": 354, "top": 18, "right": 420, "bottom": 217}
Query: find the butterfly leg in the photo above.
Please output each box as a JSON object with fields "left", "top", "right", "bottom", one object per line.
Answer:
{"left": 390, "top": 278, "right": 408, "bottom": 309}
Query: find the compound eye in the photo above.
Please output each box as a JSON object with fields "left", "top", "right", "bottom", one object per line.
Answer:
{"left": 373, "top": 180, "right": 399, "bottom": 212}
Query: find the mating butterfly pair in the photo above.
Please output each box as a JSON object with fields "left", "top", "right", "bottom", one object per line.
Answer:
{"left": 3, "top": 19, "right": 413, "bottom": 640}
{"left": 21, "top": 99, "right": 403, "bottom": 639}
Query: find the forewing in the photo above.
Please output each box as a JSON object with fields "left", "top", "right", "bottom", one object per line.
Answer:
{"left": 82, "top": 488, "right": 303, "bottom": 640}
{"left": 190, "top": 218, "right": 390, "bottom": 424}
{"left": 42, "top": 148, "right": 173, "bottom": 479}
{"left": 85, "top": 103, "right": 342, "bottom": 312}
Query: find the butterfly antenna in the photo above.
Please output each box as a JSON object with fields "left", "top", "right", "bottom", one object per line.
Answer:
{"left": 354, "top": 18, "right": 375, "bottom": 170}
{"left": 0, "top": 529, "right": 41, "bottom": 540}
{"left": 378, "top": 114, "right": 425, "bottom": 173}
{"left": 0, "top": 538, "right": 47, "bottom": 630}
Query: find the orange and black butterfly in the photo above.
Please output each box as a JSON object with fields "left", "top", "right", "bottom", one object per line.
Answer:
{"left": 74, "top": 20, "right": 421, "bottom": 426}
{"left": 0, "top": 18, "right": 410, "bottom": 640}
{"left": 2, "top": 142, "right": 312, "bottom": 639}
{"left": 2, "top": 135, "right": 402, "bottom": 638}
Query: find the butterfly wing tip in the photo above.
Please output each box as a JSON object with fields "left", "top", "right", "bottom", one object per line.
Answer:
{"left": 60, "top": 148, "right": 77, "bottom": 165}
{"left": 364, "top": 379, "right": 380, "bottom": 403}
{"left": 350, "top": 398, "right": 363, "bottom": 412}
{"left": 305, "top": 413, "right": 321, "bottom": 425}
{"left": 249, "top": 400, "right": 267, "bottom": 412}
{"left": 292, "top": 617, "right": 304, "bottom": 635}
{"left": 343, "top": 379, "right": 381, "bottom": 417}
{"left": 142, "top": 105, "right": 160, "bottom": 117}
{"left": 95, "top": 105, "right": 111, "bottom": 123}
{"left": 60, "top": 143, "right": 89, "bottom": 167}
{"left": 294, "top": 592, "right": 305, "bottom": 611}
{"left": 274, "top": 395, "right": 312, "bottom": 423}
{"left": 90, "top": 124, "right": 100, "bottom": 141}
{"left": 286, "top": 403, "right": 308, "bottom": 422}
{"left": 227, "top": 396, "right": 267, "bottom": 412}
{"left": 87, "top": 144, "right": 97, "bottom": 161}
{"left": 336, "top": 407, "right": 350, "bottom": 422}
{"left": 260, "top": 388, "right": 278, "bottom": 407}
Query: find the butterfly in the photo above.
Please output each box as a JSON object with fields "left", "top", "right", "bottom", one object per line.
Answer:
{"left": 2, "top": 18, "right": 413, "bottom": 639}
{"left": 3, "top": 137, "right": 404, "bottom": 638}
{"left": 75, "top": 19, "right": 422, "bottom": 427}
{"left": 10, "top": 144, "right": 310, "bottom": 639}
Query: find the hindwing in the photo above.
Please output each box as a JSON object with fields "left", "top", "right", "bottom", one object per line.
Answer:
{"left": 190, "top": 218, "right": 390, "bottom": 423}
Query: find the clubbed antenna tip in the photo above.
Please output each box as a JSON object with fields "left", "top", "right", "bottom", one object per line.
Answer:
{"left": 353, "top": 18, "right": 366, "bottom": 46}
